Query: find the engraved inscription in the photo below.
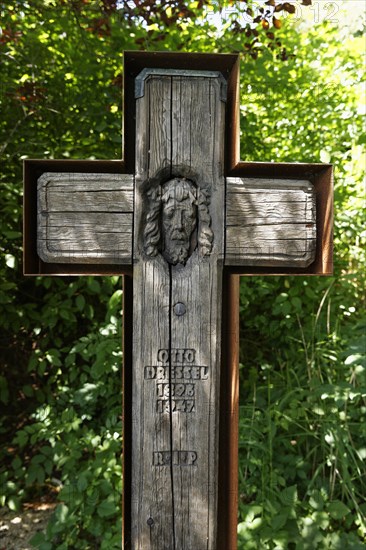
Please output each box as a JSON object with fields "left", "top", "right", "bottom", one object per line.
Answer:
{"left": 144, "top": 365, "right": 208, "bottom": 380}
{"left": 153, "top": 451, "right": 198, "bottom": 466}
{"left": 157, "top": 382, "right": 195, "bottom": 414}
{"left": 144, "top": 348, "right": 208, "bottom": 414}
{"left": 157, "top": 348, "right": 195, "bottom": 364}
{"left": 157, "top": 400, "right": 195, "bottom": 413}
{"left": 144, "top": 366, "right": 209, "bottom": 381}
{"left": 157, "top": 382, "right": 195, "bottom": 397}
{"left": 143, "top": 176, "right": 213, "bottom": 265}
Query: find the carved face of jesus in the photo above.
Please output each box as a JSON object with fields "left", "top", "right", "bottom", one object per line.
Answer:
{"left": 161, "top": 179, "right": 197, "bottom": 265}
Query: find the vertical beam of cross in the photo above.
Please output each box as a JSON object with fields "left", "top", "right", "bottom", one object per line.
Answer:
{"left": 131, "top": 70, "right": 225, "bottom": 548}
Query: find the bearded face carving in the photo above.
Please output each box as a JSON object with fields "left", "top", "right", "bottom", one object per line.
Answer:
{"left": 161, "top": 179, "right": 197, "bottom": 265}
{"left": 143, "top": 177, "right": 213, "bottom": 266}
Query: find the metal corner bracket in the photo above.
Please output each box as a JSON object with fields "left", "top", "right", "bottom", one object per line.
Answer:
{"left": 135, "top": 68, "right": 227, "bottom": 102}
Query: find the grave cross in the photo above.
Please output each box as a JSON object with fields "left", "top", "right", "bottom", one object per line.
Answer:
{"left": 24, "top": 52, "right": 333, "bottom": 550}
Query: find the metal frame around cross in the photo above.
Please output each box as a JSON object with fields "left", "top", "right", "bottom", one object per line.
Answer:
{"left": 24, "top": 51, "right": 333, "bottom": 549}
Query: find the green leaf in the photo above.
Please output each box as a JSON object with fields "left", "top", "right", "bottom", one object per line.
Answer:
{"left": 11, "top": 456, "right": 22, "bottom": 470}
{"left": 59, "top": 308, "right": 72, "bottom": 321}
{"left": 30, "top": 532, "right": 46, "bottom": 545}
{"left": 279, "top": 485, "right": 298, "bottom": 506}
{"left": 109, "top": 289, "right": 122, "bottom": 310}
{"left": 97, "top": 498, "right": 116, "bottom": 518}
{"left": 291, "top": 296, "right": 302, "bottom": 310}
{"left": 40, "top": 446, "right": 53, "bottom": 457}
{"left": 88, "top": 279, "right": 101, "bottom": 293}
{"left": 312, "top": 511, "right": 330, "bottom": 530}
{"left": 309, "top": 490, "right": 325, "bottom": 511}
{"left": 15, "top": 430, "right": 29, "bottom": 447}
{"left": 271, "top": 510, "right": 290, "bottom": 531}
{"left": 7, "top": 496, "right": 21, "bottom": 511}
{"left": 45, "top": 349, "right": 62, "bottom": 367}
{"left": 345, "top": 353, "right": 363, "bottom": 365}
{"left": 328, "top": 501, "right": 351, "bottom": 520}
{"left": 3, "top": 230, "right": 22, "bottom": 239}
{"left": 77, "top": 473, "right": 88, "bottom": 492}
{"left": 74, "top": 383, "right": 98, "bottom": 405}
{"left": 76, "top": 294, "right": 86, "bottom": 311}
{"left": 55, "top": 503, "right": 69, "bottom": 523}
{"left": 23, "top": 384, "right": 34, "bottom": 397}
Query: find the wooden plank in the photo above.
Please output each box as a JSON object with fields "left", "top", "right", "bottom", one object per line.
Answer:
{"left": 170, "top": 76, "right": 225, "bottom": 548}
{"left": 133, "top": 75, "right": 174, "bottom": 550}
{"left": 227, "top": 224, "right": 316, "bottom": 240}
{"left": 37, "top": 173, "right": 133, "bottom": 264}
{"left": 147, "top": 76, "right": 172, "bottom": 177}
{"left": 39, "top": 190, "right": 132, "bottom": 212}
{"left": 227, "top": 177, "right": 314, "bottom": 189}
{"left": 226, "top": 193, "right": 314, "bottom": 225}
{"left": 132, "top": 72, "right": 225, "bottom": 550}
{"left": 227, "top": 204, "right": 311, "bottom": 225}
{"left": 37, "top": 171, "right": 316, "bottom": 268}
{"left": 225, "top": 177, "right": 316, "bottom": 267}
{"left": 38, "top": 212, "right": 132, "bottom": 230}
{"left": 38, "top": 233, "right": 131, "bottom": 252}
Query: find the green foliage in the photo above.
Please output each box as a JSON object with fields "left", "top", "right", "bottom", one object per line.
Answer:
{"left": 238, "top": 301, "right": 366, "bottom": 548}
{"left": 0, "top": 276, "right": 123, "bottom": 547}
{"left": 235, "top": 12, "right": 365, "bottom": 548}
{"left": 0, "top": 0, "right": 364, "bottom": 548}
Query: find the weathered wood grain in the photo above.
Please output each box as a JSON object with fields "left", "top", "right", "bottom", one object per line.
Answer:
{"left": 132, "top": 72, "right": 225, "bottom": 550}
{"left": 225, "top": 177, "right": 316, "bottom": 267}
{"left": 37, "top": 171, "right": 316, "bottom": 268}
{"left": 170, "top": 76, "right": 224, "bottom": 548}
{"left": 133, "top": 75, "right": 175, "bottom": 550}
{"left": 37, "top": 173, "right": 133, "bottom": 264}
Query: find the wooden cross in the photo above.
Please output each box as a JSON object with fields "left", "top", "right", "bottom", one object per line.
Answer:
{"left": 24, "top": 52, "right": 333, "bottom": 550}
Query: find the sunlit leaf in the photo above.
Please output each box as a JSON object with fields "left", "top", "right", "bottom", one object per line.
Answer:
{"left": 328, "top": 501, "right": 351, "bottom": 520}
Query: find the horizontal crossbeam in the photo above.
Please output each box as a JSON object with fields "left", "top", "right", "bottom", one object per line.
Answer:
{"left": 36, "top": 172, "right": 317, "bottom": 269}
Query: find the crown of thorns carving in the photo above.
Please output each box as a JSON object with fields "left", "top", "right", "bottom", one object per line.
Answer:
{"left": 143, "top": 177, "right": 214, "bottom": 258}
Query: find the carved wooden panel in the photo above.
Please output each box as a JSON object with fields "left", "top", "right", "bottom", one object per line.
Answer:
{"left": 37, "top": 173, "right": 133, "bottom": 264}
{"left": 37, "top": 173, "right": 316, "bottom": 270}
{"left": 132, "top": 71, "right": 225, "bottom": 549}
{"left": 226, "top": 177, "right": 316, "bottom": 267}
